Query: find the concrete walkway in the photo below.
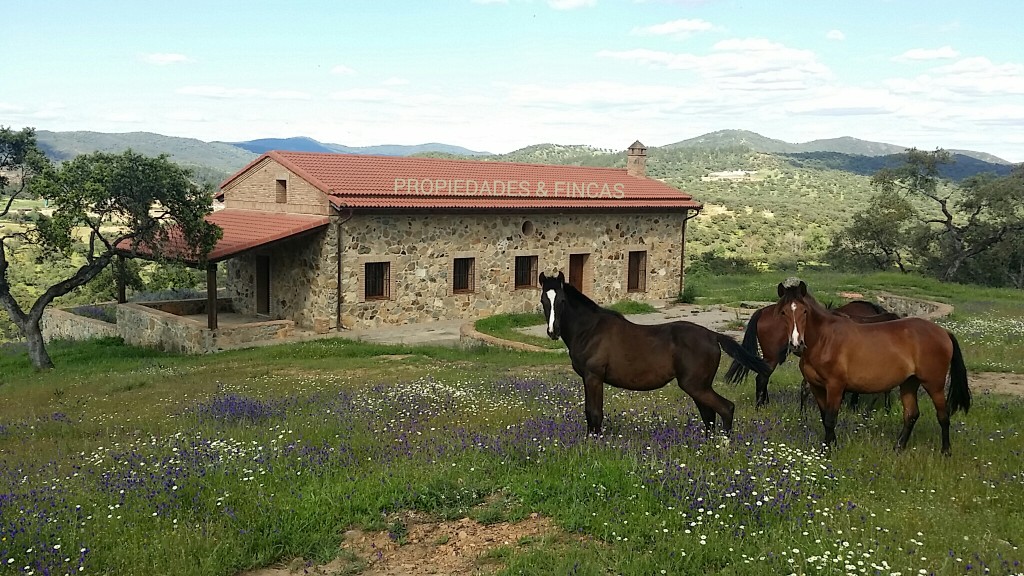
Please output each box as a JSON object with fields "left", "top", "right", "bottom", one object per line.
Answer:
{"left": 335, "top": 301, "right": 755, "bottom": 349}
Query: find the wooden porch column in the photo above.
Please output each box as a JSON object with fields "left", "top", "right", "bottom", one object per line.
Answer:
{"left": 207, "top": 262, "right": 218, "bottom": 330}
{"left": 116, "top": 255, "right": 127, "bottom": 303}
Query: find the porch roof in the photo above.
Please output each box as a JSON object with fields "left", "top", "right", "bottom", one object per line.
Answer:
{"left": 118, "top": 209, "right": 331, "bottom": 264}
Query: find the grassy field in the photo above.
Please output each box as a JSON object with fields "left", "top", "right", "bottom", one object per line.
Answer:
{"left": 1, "top": 272, "right": 1022, "bottom": 576}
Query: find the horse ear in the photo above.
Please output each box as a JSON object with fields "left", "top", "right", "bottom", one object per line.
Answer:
{"left": 539, "top": 272, "right": 547, "bottom": 284}
{"left": 777, "top": 282, "right": 785, "bottom": 298}
{"left": 799, "top": 281, "right": 807, "bottom": 296}
{"left": 557, "top": 271, "right": 565, "bottom": 284}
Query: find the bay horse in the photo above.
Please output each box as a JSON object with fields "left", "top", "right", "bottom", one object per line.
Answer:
{"left": 538, "top": 272, "right": 771, "bottom": 436}
{"left": 778, "top": 280, "right": 970, "bottom": 455}
{"left": 729, "top": 298, "right": 899, "bottom": 408}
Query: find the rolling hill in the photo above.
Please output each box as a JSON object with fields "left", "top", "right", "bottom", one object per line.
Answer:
{"left": 31, "top": 129, "right": 1017, "bottom": 185}
{"left": 35, "top": 130, "right": 258, "bottom": 175}
{"left": 666, "top": 129, "right": 1012, "bottom": 165}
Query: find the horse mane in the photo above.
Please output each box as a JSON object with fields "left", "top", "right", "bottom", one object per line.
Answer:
{"left": 562, "top": 282, "right": 626, "bottom": 319}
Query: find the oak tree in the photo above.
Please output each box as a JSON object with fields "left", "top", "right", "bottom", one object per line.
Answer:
{"left": 0, "top": 127, "right": 221, "bottom": 369}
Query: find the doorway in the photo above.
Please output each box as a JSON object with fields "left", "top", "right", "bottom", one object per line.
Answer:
{"left": 569, "top": 253, "right": 589, "bottom": 293}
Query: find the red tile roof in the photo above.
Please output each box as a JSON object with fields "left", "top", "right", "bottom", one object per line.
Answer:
{"left": 117, "top": 209, "right": 330, "bottom": 264}
{"left": 221, "top": 151, "right": 701, "bottom": 211}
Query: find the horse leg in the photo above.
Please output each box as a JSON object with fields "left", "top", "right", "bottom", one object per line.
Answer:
{"left": 799, "top": 379, "right": 810, "bottom": 420}
{"left": 847, "top": 393, "right": 861, "bottom": 410}
{"left": 694, "top": 401, "right": 719, "bottom": 435}
{"left": 678, "top": 375, "right": 735, "bottom": 435}
{"left": 895, "top": 381, "right": 921, "bottom": 451}
{"left": 923, "top": 383, "right": 952, "bottom": 456}
{"left": 806, "top": 383, "right": 830, "bottom": 449}
{"left": 583, "top": 374, "right": 605, "bottom": 436}
{"left": 755, "top": 371, "right": 771, "bottom": 409}
{"left": 819, "top": 385, "right": 844, "bottom": 451}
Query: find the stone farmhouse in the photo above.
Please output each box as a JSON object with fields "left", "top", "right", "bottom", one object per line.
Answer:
{"left": 201, "top": 141, "right": 701, "bottom": 332}
{"left": 72, "top": 141, "right": 701, "bottom": 351}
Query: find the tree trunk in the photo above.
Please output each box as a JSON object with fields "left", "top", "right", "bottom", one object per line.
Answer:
{"left": 24, "top": 318, "right": 54, "bottom": 370}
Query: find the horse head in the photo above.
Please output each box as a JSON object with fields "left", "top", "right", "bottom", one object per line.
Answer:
{"left": 539, "top": 271, "right": 566, "bottom": 340}
{"left": 777, "top": 279, "right": 810, "bottom": 356}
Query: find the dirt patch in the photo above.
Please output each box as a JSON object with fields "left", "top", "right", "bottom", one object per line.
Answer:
{"left": 971, "top": 372, "right": 1024, "bottom": 398}
{"left": 240, "top": 511, "right": 559, "bottom": 576}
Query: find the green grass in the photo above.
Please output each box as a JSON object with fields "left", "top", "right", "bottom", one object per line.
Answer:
{"left": 473, "top": 300, "right": 658, "bottom": 350}
{"left": 1, "top": 272, "right": 1022, "bottom": 576}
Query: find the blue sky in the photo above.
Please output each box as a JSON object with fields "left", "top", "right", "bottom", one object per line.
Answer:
{"left": 4, "top": 0, "right": 1024, "bottom": 162}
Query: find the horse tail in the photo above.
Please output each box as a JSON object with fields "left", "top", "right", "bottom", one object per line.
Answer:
{"left": 724, "top": 308, "right": 762, "bottom": 384}
{"left": 720, "top": 331, "right": 772, "bottom": 382}
{"left": 946, "top": 331, "right": 971, "bottom": 416}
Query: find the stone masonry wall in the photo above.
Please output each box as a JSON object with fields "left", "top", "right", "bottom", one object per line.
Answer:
{"left": 116, "top": 301, "right": 296, "bottom": 354}
{"left": 226, "top": 211, "right": 690, "bottom": 330}
{"left": 41, "top": 307, "right": 118, "bottom": 342}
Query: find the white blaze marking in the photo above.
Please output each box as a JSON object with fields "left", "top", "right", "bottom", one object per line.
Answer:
{"left": 790, "top": 302, "right": 801, "bottom": 347}
{"left": 546, "top": 289, "right": 557, "bottom": 332}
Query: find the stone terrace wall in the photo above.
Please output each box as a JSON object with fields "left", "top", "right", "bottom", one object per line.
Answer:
{"left": 117, "top": 303, "right": 214, "bottom": 354}
{"left": 875, "top": 293, "right": 953, "bottom": 319}
{"left": 116, "top": 300, "right": 296, "bottom": 354}
{"left": 41, "top": 307, "right": 118, "bottom": 342}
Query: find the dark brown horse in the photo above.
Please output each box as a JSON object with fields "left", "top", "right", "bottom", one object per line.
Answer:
{"left": 729, "top": 298, "right": 899, "bottom": 407}
{"left": 778, "top": 280, "right": 970, "bottom": 455}
{"left": 539, "top": 272, "right": 771, "bottom": 435}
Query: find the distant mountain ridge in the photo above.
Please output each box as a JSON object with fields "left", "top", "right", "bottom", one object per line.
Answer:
{"left": 35, "top": 130, "right": 257, "bottom": 174}
{"left": 31, "top": 129, "right": 1016, "bottom": 184}
{"left": 667, "top": 129, "right": 1012, "bottom": 165}
{"left": 218, "top": 136, "right": 491, "bottom": 157}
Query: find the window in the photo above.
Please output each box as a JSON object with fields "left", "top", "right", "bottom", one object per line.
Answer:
{"left": 453, "top": 257, "right": 475, "bottom": 294}
{"left": 627, "top": 250, "right": 647, "bottom": 292}
{"left": 275, "top": 178, "right": 287, "bottom": 203}
{"left": 514, "top": 255, "right": 538, "bottom": 289}
{"left": 364, "top": 261, "right": 390, "bottom": 300}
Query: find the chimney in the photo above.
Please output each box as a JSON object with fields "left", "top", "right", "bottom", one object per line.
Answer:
{"left": 626, "top": 140, "right": 647, "bottom": 178}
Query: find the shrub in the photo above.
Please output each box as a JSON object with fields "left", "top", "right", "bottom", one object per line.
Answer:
{"left": 678, "top": 281, "right": 700, "bottom": 304}
{"left": 69, "top": 304, "right": 117, "bottom": 323}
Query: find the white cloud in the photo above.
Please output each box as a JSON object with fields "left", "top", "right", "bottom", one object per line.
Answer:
{"left": 382, "top": 77, "right": 410, "bottom": 86}
{"left": 331, "top": 65, "right": 355, "bottom": 75}
{"left": 140, "top": 53, "right": 190, "bottom": 65}
{"left": 548, "top": 0, "right": 596, "bottom": 9}
{"left": 598, "top": 38, "right": 830, "bottom": 92}
{"left": 632, "top": 18, "right": 714, "bottom": 38}
{"left": 176, "top": 86, "right": 312, "bottom": 100}
{"left": 892, "top": 46, "right": 959, "bottom": 61}
{"left": 887, "top": 57, "right": 1024, "bottom": 97}
{"left": 785, "top": 87, "right": 902, "bottom": 116}
{"left": 825, "top": 29, "right": 845, "bottom": 41}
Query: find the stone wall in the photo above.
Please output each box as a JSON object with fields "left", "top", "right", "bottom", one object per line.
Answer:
{"left": 116, "top": 300, "right": 295, "bottom": 354}
{"left": 226, "top": 211, "right": 691, "bottom": 330}
{"left": 41, "top": 307, "right": 118, "bottom": 342}
{"left": 875, "top": 293, "right": 953, "bottom": 320}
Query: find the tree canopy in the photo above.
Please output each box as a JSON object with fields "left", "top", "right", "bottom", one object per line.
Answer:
{"left": 830, "top": 148, "right": 1024, "bottom": 284}
{"left": 0, "top": 126, "right": 221, "bottom": 369}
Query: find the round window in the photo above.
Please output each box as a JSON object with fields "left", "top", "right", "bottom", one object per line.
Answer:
{"left": 521, "top": 220, "right": 535, "bottom": 236}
